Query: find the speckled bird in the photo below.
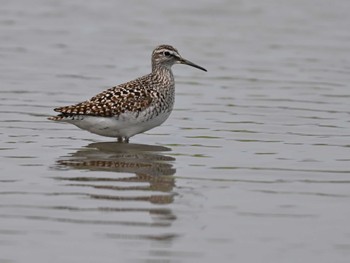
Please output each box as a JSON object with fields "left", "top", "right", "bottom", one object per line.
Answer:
{"left": 48, "top": 44, "right": 207, "bottom": 142}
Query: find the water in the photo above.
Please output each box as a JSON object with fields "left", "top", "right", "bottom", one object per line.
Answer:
{"left": 1, "top": 0, "right": 350, "bottom": 262}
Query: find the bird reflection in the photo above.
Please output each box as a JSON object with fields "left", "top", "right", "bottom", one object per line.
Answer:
{"left": 54, "top": 142, "right": 176, "bottom": 205}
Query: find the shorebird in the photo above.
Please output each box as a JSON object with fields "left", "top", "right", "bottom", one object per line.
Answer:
{"left": 48, "top": 44, "right": 207, "bottom": 142}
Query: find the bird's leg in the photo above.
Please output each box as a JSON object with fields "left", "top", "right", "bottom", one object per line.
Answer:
{"left": 117, "top": 137, "right": 129, "bottom": 143}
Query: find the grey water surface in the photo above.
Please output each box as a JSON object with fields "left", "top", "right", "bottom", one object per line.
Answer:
{"left": 1, "top": 0, "right": 350, "bottom": 262}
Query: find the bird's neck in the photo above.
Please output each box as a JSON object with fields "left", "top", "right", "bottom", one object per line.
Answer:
{"left": 151, "top": 65, "right": 174, "bottom": 85}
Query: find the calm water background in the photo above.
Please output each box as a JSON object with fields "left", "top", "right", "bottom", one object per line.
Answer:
{"left": 1, "top": 0, "right": 350, "bottom": 262}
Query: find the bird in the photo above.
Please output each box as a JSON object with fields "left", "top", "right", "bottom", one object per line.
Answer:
{"left": 48, "top": 44, "right": 207, "bottom": 143}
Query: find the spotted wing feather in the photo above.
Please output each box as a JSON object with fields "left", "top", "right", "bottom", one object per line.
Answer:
{"left": 51, "top": 77, "right": 154, "bottom": 119}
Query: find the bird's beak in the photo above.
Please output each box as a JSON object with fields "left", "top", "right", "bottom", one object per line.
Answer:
{"left": 178, "top": 57, "right": 207, "bottom": 72}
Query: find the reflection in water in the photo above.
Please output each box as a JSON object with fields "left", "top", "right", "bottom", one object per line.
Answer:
{"left": 54, "top": 142, "right": 176, "bottom": 205}
{"left": 51, "top": 142, "right": 177, "bottom": 237}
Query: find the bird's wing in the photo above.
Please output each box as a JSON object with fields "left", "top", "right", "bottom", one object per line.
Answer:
{"left": 54, "top": 78, "right": 154, "bottom": 117}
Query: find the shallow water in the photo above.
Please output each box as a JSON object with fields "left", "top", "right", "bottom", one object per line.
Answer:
{"left": 1, "top": 0, "right": 350, "bottom": 262}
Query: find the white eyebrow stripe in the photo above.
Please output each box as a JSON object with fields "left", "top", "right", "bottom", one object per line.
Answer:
{"left": 156, "top": 49, "right": 178, "bottom": 55}
{"left": 157, "top": 49, "right": 170, "bottom": 53}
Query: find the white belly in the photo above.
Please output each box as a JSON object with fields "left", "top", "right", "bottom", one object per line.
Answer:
{"left": 63, "top": 109, "right": 172, "bottom": 138}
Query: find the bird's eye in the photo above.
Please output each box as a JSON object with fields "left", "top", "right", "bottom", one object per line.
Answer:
{"left": 164, "top": 51, "right": 171, "bottom": 56}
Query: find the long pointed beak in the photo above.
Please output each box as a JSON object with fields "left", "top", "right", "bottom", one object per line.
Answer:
{"left": 179, "top": 57, "right": 207, "bottom": 72}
